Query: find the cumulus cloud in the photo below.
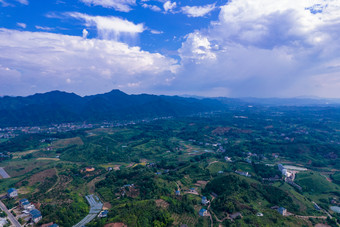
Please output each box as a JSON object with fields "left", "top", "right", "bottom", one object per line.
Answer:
{"left": 142, "top": 3, "right": 161, "bottom": 12}
{"left": 179, "top": 32, "right": 216, "bottom": 61}
{"left": 163, "top": 1, "right": 176, "bottom": 13}
{"left": 67, "top": 12, "right": 144, "bottom": 40}
{"left": 0, "top": 28, "right": 178, "bottom": 96}
{"left": 174, "top": 0, "right": 340, "bottom": 97}
{"left": 80, "top": 0, "right": 136, "bottom": 12}
{"left": 82, "top": 28, "right": 89, "bottom": 39}
{"left": 181, "top": 4, "right": 216, "bottom": 17}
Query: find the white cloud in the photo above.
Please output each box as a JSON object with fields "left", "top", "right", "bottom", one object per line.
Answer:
{"left": 0, "top": 28, "right": 178, "bottom": 96}
{"left": 0, "top": 0, "right": 9, "bottom": 6}
{"left": 142, "top": 3, "right": 161, "bottom": 12}
{"left": 179, "top": 32, "right": 216, "bottom": 61}
{"left": 174, "top": 0, "right": 340, "bottom": 97}
{"left": 150, "top": 29, "right": 163, "bottom": 34}
{"left": 163, "top": 1, "right": 176, "bottom": 12}
{"left": 16, "top": 22, "right": 26, "bottom": 28}
{"left": 181, "top": 4, "right": 216, "bottom": 17}
{"left": 67, "top": 12, "right": 144, "bottom": 40}
{"left": 80, "top": 0, "right": 136, "bottom": 12}
{"left": 1, "top": 0, "right": 29, "bottom": 6}
{"left": 35, "top": 25, "right": 54, "bottom": 31}
{"left": 82, "top": 28, "right": 89, "bottom": 39}
{"left": 16, "top": 0, "right": 28, "bottom": 5}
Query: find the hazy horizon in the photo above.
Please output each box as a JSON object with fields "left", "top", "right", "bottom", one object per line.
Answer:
{"left": 1, "top": 88, "right": 340, "bottom": 100}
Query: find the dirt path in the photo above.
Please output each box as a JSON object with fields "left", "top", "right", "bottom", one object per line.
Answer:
{"left": 294, "top": 215, "right": 327, "bottom": 220}
{"left": 208, "top": 196, "right": 232, "bottom": 224}
{"left": 208, "top": 161, "right": 219, "bottom": 166}
{"left": 87, "top": 173, "right": 108, "bottom": 194}
{"left": 46, "top": 167, "right": 60, "bottom": 193}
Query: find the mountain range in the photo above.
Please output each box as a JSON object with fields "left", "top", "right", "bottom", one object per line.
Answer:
{"left": 0, "top": 90, "right": 226, "bottom": 127}
{"left": 1, "top": 90, "right": 340, "bottom": 127}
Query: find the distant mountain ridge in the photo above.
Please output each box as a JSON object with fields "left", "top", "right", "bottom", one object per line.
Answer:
{"left": 1, "top": 90, "right": 340, "bottom": 127}
{"left": 0, "top": 90, "right": 227, "bottom": 127}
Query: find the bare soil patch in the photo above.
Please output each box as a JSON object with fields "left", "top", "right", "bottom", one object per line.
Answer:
{"left": 155, "top": 199, "right": 169, "bottom": 209}
{"left": 12, "top": 149, "right": 38, "bottom": 159}
{"left": 51, "top": 137, "right": 83, "bottom": 149}
{"left": 103, "top": 202, "right": 112, "bottom": 210}
{"left": 27, "top": 168, "right": 57, "bottom": 186}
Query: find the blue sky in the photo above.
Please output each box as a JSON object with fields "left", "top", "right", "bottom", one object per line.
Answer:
{"left": 1, "top": 0, "right": 340, "bottom": 97}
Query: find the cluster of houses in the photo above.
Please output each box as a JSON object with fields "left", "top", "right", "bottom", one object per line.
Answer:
{"left": 19, "top": 198, "right": 43, "bottom": 223}
{"left": 6, "top": 188, "right": 43, "bottom": 224}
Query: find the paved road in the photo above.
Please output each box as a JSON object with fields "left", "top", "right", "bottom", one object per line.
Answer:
{"left": 0, "top": 200, "right": 21, "bottom": 227}
{"left": 73, "top": 194, "right": 103, "bottom": 227}
{"left": 0, "top": 167, "right": 10, "bottom": 178}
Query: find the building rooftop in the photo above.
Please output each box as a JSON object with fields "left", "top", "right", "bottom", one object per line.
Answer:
{"left": 29, "top": 209, "right": 42, "bottom": 218}
{"left": 7, "top": 188, "right": 17, "bottom": 193}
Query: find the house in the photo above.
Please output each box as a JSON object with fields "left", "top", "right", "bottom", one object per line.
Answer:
{"left": 29, "top": 209, "right": 42, "bottom": 223}
{"left": 85, "top": 167, "right": 95, "bottom": 172}
{"left": 108, "top": 167, "right": 113, "bottom": 171}
{"left": 199, "top": 208, "right": 208, "bottom": 216}
{"left": 26, "top": 204, "right": 36, "bottom": 211}
{"left": 22, "top": 201, "right": 31, "bottom": 209}
{"left": 19, "top": 198, "right": 29, "bottom": 206}
{"left": 98, "top": 210, "right": 109, "bottom": 218}
{"left": 278, "top": 164, "right": 284, "bottom": 172}
{"left": 277, "top": 207, "right": 287, "bottom": 216}
{"left": 218, "top": 171, "right": 224, "bottom": 174}
{"left": 201, "top": 196, "right": 208, "bottom": 205}
{"left": 0, "top": 218, "right": 8, "bottom": 226}
{"left": 189, "top": 188, "right": 196, "bottom": 193}
{"left": 256, "top": 212, "right": 264, "bottom": 217}
{"left": 7, "top": 188, "right": 18, "bottom": 198}
{"left": 175, "top": 190, "right": 181, "bottom": 196}
{"left": 224, "top": 156, "right": 232, "bottom": 162}
{"left": 235, "top": 170, "right": 251, "bottom": 177}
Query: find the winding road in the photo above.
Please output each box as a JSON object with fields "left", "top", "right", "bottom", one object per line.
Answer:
{"left": 73, "top": 194, "right": 103, "bottom": 227}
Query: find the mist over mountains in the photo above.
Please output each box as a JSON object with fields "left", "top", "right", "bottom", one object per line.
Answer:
{"left": 1, "top": 90, "right": 340, "bottom": 127}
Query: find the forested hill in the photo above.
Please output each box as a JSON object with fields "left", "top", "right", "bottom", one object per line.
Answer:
{"left": 0, "top": 90, "right": 227, "bottom": 127}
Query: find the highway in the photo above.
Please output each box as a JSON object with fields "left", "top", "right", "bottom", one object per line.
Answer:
{"left": 0, "top": 200, "right": 22, "bottom": 227}
{"left": 73, "top": 194, "right": 103, "bottom": 227}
